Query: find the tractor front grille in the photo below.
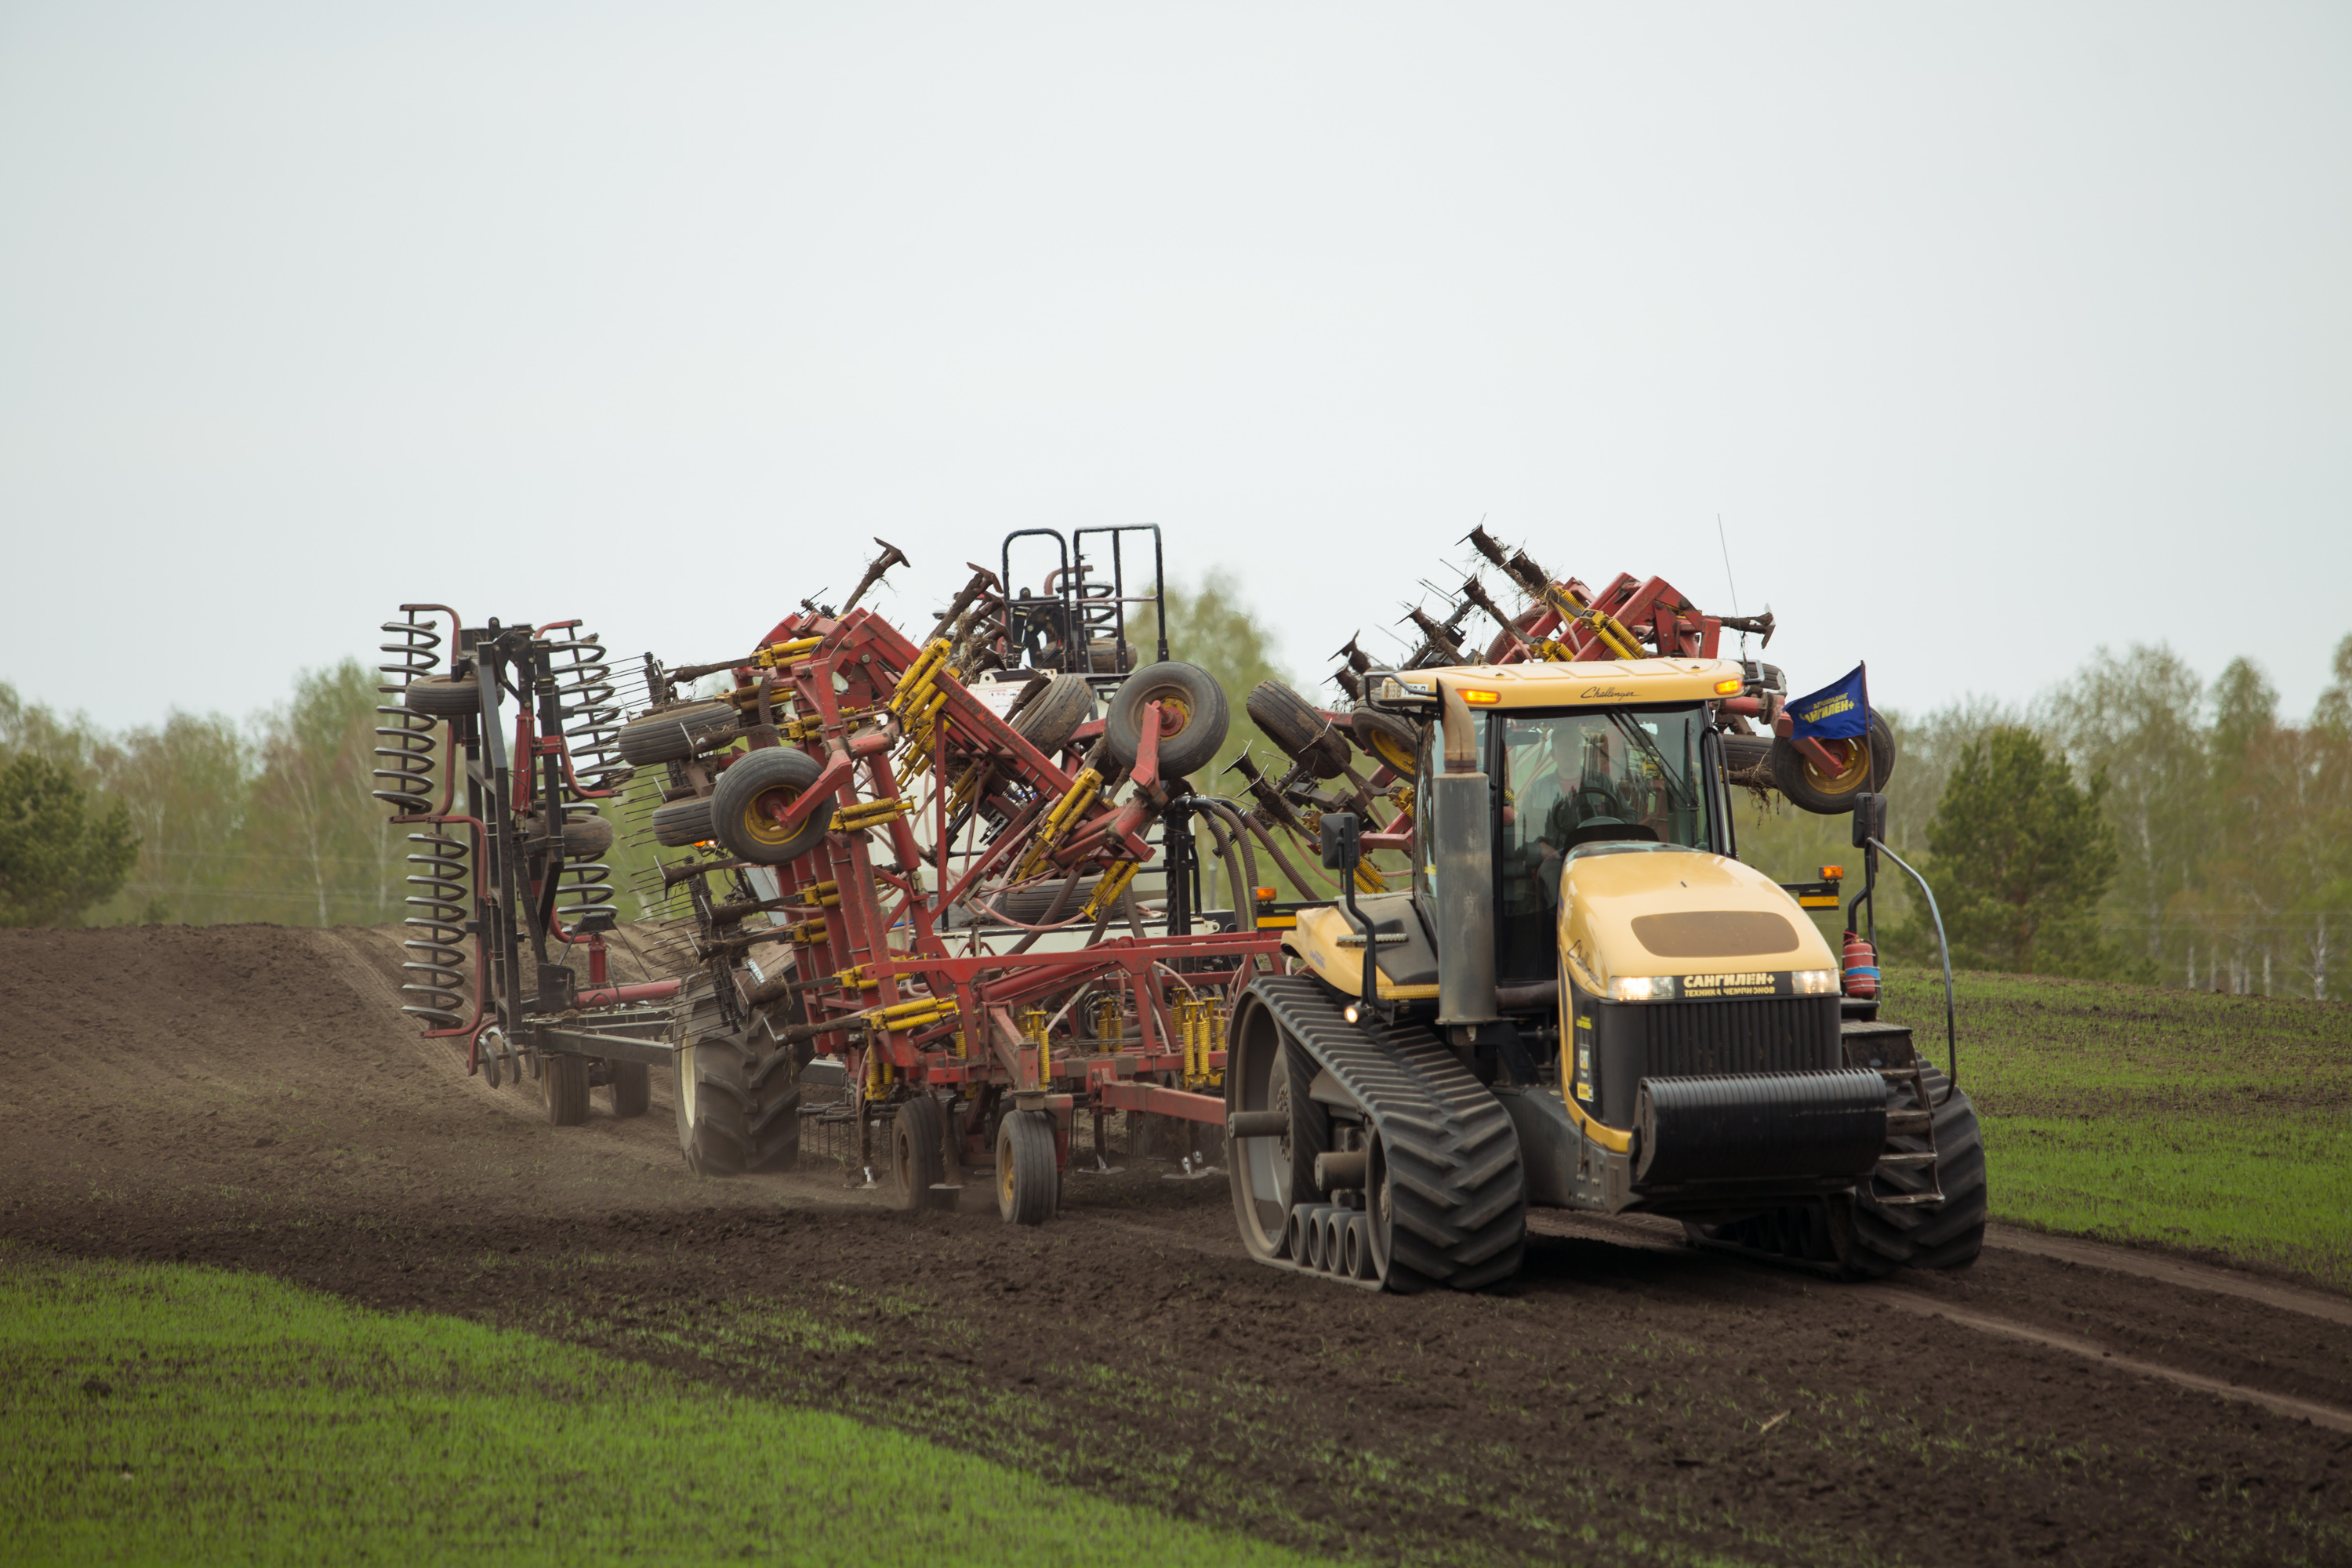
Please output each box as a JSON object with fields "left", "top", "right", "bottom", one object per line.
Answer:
{"left": 1590, "top": 993, "right": 1841, "bottom": 1127}
{"left": 1641, "top": 996, "right": 1842, "bottom": 1078}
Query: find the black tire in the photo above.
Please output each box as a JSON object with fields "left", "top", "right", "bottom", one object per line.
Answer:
{"left": 890, "top": 1094, "right": 948, "bottom": 1212}
{"left": 1011, "top": 674, "right": 1095, "bottom": 758}
{"left": 1851, "top": 1066, "right": 1987, "bottom": 1272}
{"left": 674, "top": 1034, "right": 752, "bottom": 1174}
{"left": 616, "top": 702, "right": 739, "bottom": 767}
{"left": 996, "top": 1109, "right": 1058, "bottom": 1225}
{"left": 672, "top": 998, "right": 804, "bottom": 1178}
{"left": 607, "top": 1059, "right": 651, "bottom": 1118}
{"left": 709, "top": 748, "right": 833, "bottom": 865}
{"left": 523, "top": 811, "right": 616, "bottom": 858}
{"left": 1348, "top": 709, "right": 1422, "bottom": 776}
{"left": 560, "top": 812, "right": 615, "bottom": 858}
{"left": 404, "top": 673, "right": 481, "bottom": 718}
{"left": 1719, "top": 733, "right": 1774, "bottom": 779}
{"left": 651, "top": 796, "right": 716, "bottom": 848}
{"left": 541, "top": 1052, "right": 590, "bottom": 1127}
{"left": 1104, "top": 662, "right": 1229, "bottom": 779}
{"left": 1769, "top": 712, "right": 1899, "bottom": 815}
{"left": 1246, "top": 681, "right": 1348, "bottom": 779}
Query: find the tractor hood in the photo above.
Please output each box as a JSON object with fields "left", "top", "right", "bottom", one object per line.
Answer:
{"left": 1555, "top": 844, "right": 1838, "bottom": 997}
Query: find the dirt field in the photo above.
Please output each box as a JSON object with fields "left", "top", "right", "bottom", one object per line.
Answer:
{"left": 5, "top": 924, "right": 2351, "bottom": 1566}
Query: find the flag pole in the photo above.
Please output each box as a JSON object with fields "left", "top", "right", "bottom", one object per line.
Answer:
{"left": 1857, "top": 661, "right": 1874, "bottom": 793}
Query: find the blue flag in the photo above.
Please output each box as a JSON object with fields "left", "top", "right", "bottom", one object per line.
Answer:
{"left": 1789, "top": 665, "right": 1869, "bottom": 740}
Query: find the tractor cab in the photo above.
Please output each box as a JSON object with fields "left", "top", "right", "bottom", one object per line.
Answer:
{"left": 1287, "top": 657, "right": 1845, "bottom": 1109}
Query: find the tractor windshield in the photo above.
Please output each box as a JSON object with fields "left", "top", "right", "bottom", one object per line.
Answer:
{"left": 1494, "top": 704, "right": 1714, "bottom": 979}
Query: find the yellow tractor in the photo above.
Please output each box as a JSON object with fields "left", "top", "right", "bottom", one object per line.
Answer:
{"left": 1223, "top": 655, "right": 1984, "bottom": 1291}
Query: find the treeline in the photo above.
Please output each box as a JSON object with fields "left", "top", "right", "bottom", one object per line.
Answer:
{"left": 5, "top": 612, "right": 2347, "bottom": 1000}
{"left": 2, "top": 663, "right": 410, "bottom": 927}
{"left": 0, "top": 662, "right": 681, "bottom": 931}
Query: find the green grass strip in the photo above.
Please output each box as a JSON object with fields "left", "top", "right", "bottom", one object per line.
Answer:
{"left": 0, "top": 1251, "right": 1321, "bottom": 1567}
{"left": 1876, "top": 964, "right": 2352, "bottom": 1289}
{"left": 1984, "top": 1112, "right": 2352, "bottom": 1290}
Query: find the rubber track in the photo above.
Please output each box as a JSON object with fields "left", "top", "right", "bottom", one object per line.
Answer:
{"left": 1249, "top": 976, "right": 1526, "bottom": 1290}
{"left": 1853, "top": 1065, "right": 1986, "bottom": 1271}
{"left": 1693, "top": 1064, "right": 1987, "bottom": 1279}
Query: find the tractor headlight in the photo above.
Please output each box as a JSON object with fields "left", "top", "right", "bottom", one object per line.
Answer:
{"left": 1792, "top": 968, "right": 1840, "bottom": 996}
{"left": 1606, "top": 975, "right": 1682, "bottom": 1003}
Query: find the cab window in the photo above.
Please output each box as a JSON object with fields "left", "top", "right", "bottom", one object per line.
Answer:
{"left": 1493, "top": 705, "right": 1711, "bottom": 980}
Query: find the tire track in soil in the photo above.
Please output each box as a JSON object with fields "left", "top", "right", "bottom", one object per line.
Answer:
{"left": 5, "top": 924, "right": 2352, "bottom": 1567}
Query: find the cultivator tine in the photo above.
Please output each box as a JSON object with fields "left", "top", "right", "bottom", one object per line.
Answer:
{"left": 838, "top": 537, "right": 912, "bottom": 615}
{"left": 1455, "top": 575, "right": 1530, "bottom": 655}
{"left": 1399, "top": 602, "right": 1471, "bottom": 668}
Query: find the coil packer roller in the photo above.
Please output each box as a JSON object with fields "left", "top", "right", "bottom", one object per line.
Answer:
{"left": 630, "top": 544, "right": 1284, "bottom": 1219}
{"left": 373, "top": 606, "right": 683, "bottom": 1123}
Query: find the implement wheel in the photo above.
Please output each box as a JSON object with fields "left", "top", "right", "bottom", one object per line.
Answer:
{"left": 1105, "top": 662, "right": 1229, "bottom": 779}
{"left": 996, "top": 1110, "right": 1058, "bottom": 1225}
{"left": 1769, "top": 712, "right": 1898, "bottom": 815}
{"left": 404, "top": 673, "right": 481, "bottom": 718}
{"left": 891, "top": 1095, "right": 948, "bottom": 1212}
{"left": 651, "top": 796, "right": 715, "bottom": 848}
{"left": 1012, "top": 674, "right": 1096, "bottom": 758}
{"left": 1348, "top": 709, "right": 1421, "bottom": 775}
{"left": 675, "top": 1036, "right": 753, "bottom": 1175}
{"left": 1247, "top": 681, "right": 1348, "bottom": 779}
{"left": 607, "top": 1059, "right": 650, "bottom": 1119}
{"left": 540, "top": 1052, "right": 590, "bottom": 1127}
{"left": 710, "top": 748, "right": 832, "bottom": 866}
{"left": 616, "top": 701, "right": 738, "bottom": 766}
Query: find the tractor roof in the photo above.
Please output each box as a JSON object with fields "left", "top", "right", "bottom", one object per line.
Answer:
{"left": 1383, "top": 657, "right": 1744, "bottom": 710}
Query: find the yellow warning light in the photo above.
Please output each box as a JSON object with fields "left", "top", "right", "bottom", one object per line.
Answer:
{"left": 1461, "top": 689, "right": 1501, "bottom": 705}
{"left": 1714, "top": 677, "right": 1744, "bottom": 695}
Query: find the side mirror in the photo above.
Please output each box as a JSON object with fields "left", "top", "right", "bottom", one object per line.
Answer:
{"left": 1319, "top": 811, "right": 1361, "bottom": 871}
{"left": 1850, "top": 793, "right": 1887, "bottom": 850}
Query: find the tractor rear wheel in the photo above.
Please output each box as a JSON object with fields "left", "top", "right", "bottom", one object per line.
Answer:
{"left": 540, "top": 1052, "right": 590, "bottom": 1127}
{"left": 606, "top": 1059, "right": 650, "bottom": 1119}
{"left": 996, "top": 1110, "right": 1058, "bottom": 1225}
{"left": 891, "top": 1094, "right": 948, "bottom": 1212}
{"left": 1769, "top": 712, "right": 1898, "bottom": 815}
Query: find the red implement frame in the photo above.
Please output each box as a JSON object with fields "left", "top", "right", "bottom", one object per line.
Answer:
{"left": 685, "top": 607, "right": 1281, "bottom": 1164}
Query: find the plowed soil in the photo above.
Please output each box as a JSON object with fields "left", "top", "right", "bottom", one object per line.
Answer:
{"left": 5, "top": 924, "right": 2350, "bottom": 1566}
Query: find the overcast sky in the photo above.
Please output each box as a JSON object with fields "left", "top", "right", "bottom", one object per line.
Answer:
{"left": 3, "top": 2, "right": 2346, "bottom": 734}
